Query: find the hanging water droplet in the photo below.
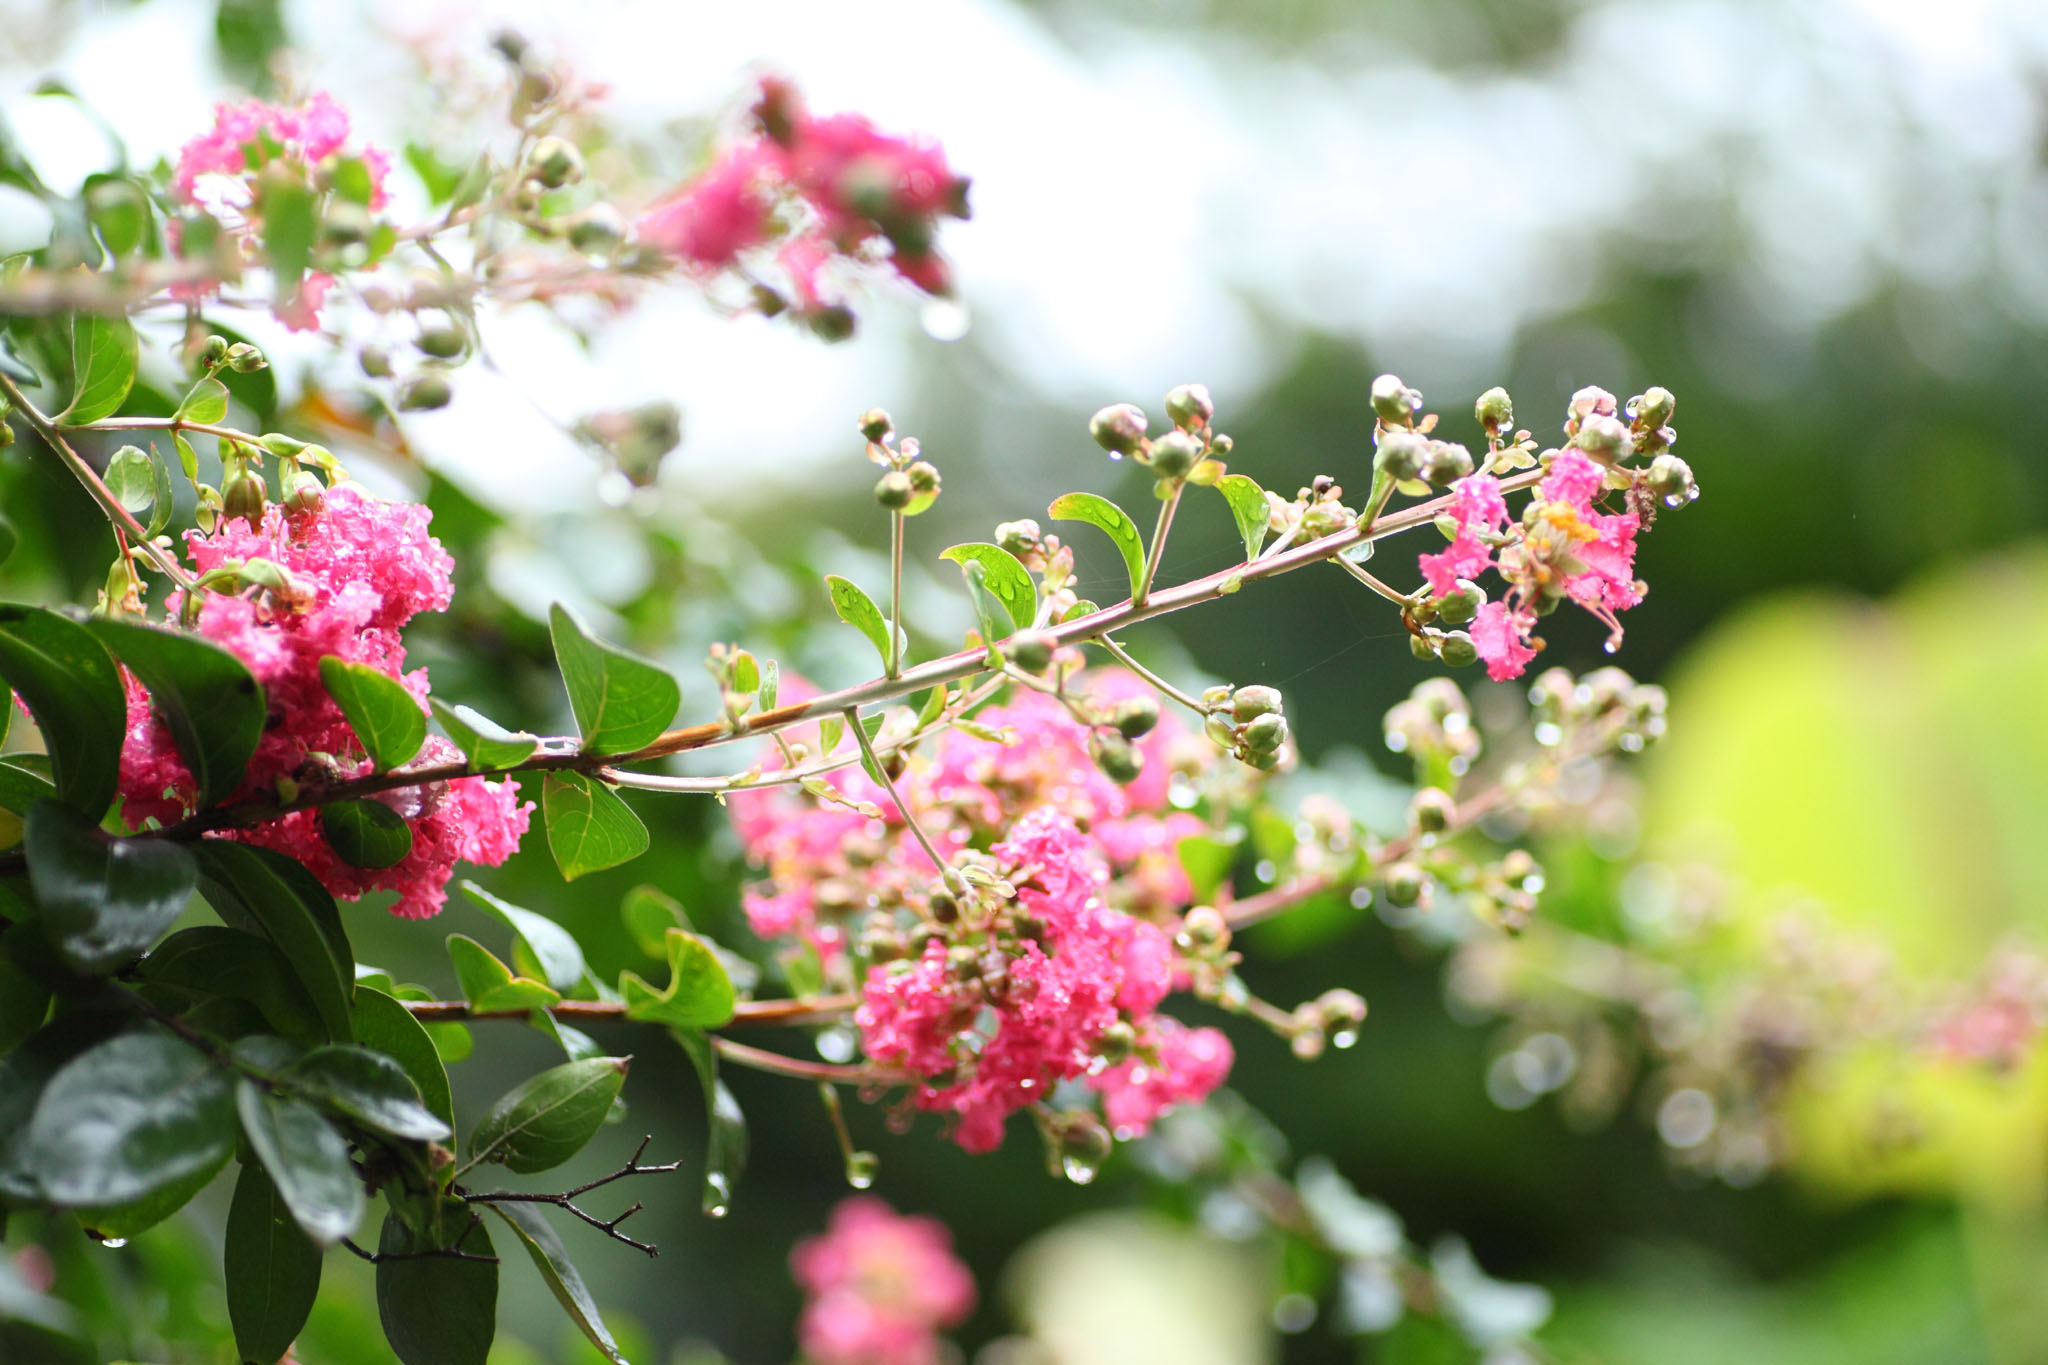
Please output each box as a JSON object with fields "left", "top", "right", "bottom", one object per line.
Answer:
{"left": 1331, "top": 1025, "right": 1360, "bottom": 1049}
{"left": 816, "top": 1025, "right": 856, "bottom": 1064}
{"left": 845, "top": 1150, "right": 879, "bottom": 1189}
{"left": 703, "top": 1172, "right": 732, "bottom": 1218}
{"left": 1534, "top": 721, "right": 1563, "bottom": 746}
{"left": 100, "top": 1238, "right": 127, "bottom": 1250}
{"left": 920, "top": 298, "right": 971, "bottom": 341}
{"left": 1061, "top": 1153, "right": 1102, "bottom": 1185}
{"left": 1602, "top": 638, "right": 1620, "bottom": 654}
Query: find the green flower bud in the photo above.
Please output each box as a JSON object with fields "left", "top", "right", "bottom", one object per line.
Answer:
{"left": 197, "top": 334, "right": 230, "bottom": 367}
{"left": 1409, "top": 787, "right": 1455, "bottom": 832}
{"left": 358, "top": 346, "right": 393, "bottom": 379}
{"left": 1301, "top": 500, "right": 1350, "bottom": 537}
{"left": 1375, "top": 429, "right": 1430, "bottom": 481}
{"left": 1440, "top": 631, "right": 1478, "bottom": 667}
{"left": 529, "top": 135, "right": 585, "bottom": 189}
{"left": 1089, "top": 403, "right": 1148, "bottom": 457}
{"left": 1410, "top": 632, "right": 1437, "bottom": 661}
{"left": 1370, "top": 373, "right": 1419, "bottom": 424}
{"left": 321, "top": 201, "right": 373, "bottom": 246}
{"left": 858, "top": 408, "right": 894, "bottom": 443}
{"left": 222, "top": 467, "right": 266, "bottom": 527}
{"left": 1009, "top": 630, "right": 1055, "bottom": 675}
{"left": 1240, "top": 711, "right": 1287, "bottom": 755}
{"left": 906, "top": 461, "right": 940, "bottom": 495}
{"left": 567, "top": 204, "right": 626, "bottom": 254}
{"left": 1089, "top": 729, "right": 1144, "bottom": 785}
{"left": 397, "top": 372, "right": 452, "bottom": 411}
{"left": 1209, "top": 432, "right": 1234, "bottom": 457}
{"left": 282, "top": 467, "right": 325, "bottom": 518}
{"left": 806, "top": 305, "right": 856, "bottom": 342}
{"left": 1424, "top": 440, "right": 1474, "bottom": 485}
{"left": 1475, "top": 386, "right": 1513, "bottom": 428}
{"left": 1382, "top": 861, "right": 1425, "bottom": 908}
{"left": 1574, "top": 414, "right": 1631, "bottom": 463}
{"left": 1164, "top": 382, "right": 1215, "bottom": 432}
{"left": 1059, "top": 1112, "right": 1114, "bottom": 1167}
{"left": 1148, "top": 429, "right": 1202, "bottom": 480}
{"left": 225, "top": 342, "right": 267, "bottom": 373}
{"left": 1180, "top": 905, "right": 1230, "bottom": 951}
{"left": 1096, "top": 1020, "right": 1138, "bottom": 1065}
{"left": 416, "top": 322, "right": 466, "bottom": 359}
{"left": 1629, "top": 386, "right": 1676, "bottom": 429}
{"left": 1112, "top": 695, "right": 1160, "bottom": 740}
{"left": 995, "top": 519, "right": 1040, "bottom": 556}
{"left": 1646, "top": 453, "right": 1696, "bottom": 504}
{"left": 874, "top": 470, "right": 914, "bottom": 509}
{"left": 1230, "top": 685, "right": 1282, "bottom": 721}
{"left": 1436, "top": 579, "right": 1484, "bottom": 626}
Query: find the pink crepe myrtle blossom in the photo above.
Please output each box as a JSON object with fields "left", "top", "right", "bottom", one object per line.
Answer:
{"left": 114, "top": 487, "right": 529, "bottom": 917}
{"left": 1094, "top": 1017, "right": 1235, "bottom": 1138}
{"left": 791, "top": 1197, "right": 974, "bottom": 1365}
{"left": 1418, "top": 472, "right": 1509, "bottom": 597}
{"left": 174, "top": 91, "right": 391, "bottom": 210}
{"left": 1470, "top": 600, "right": 1539, "bottom": 682}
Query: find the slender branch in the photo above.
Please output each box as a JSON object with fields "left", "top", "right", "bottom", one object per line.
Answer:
{"left": 0, "top": 373, "right": 197, "bottom": 591}
{"left": 1092, "top": 635, "right": 1209, "bottom": 717}
{"left": 464, "top": 1133, "right": 680, "bottom": 1258}
{"left": 846, "top": 706, "right": 962, "bottom": 895}
{"left": 400, "top": 993, "right": 859, "bottom": 1026}
{"left": 75, "top": 415, "right": 262, "bottom": 446}
{"left": 1135, "top": 483, "right": 1183, "bottom": 607}
{"left": 713, "top": 1037, "right": 905, "bottom": 1085}
{"left": 887, "top": 509, "right": 905, "bottom": 679}
{"left": 1333, "top": 555, "right": 1413, "bottom": 607}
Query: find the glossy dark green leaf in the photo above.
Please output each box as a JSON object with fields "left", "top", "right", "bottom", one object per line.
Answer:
{"left": 446, "top": 934, "right": 560, "bottom": 1013}
{"left": 940, "top": 542, "right": 1037, "bottom": 630}
{"left": 138, "top": 926, "right": 326, "bottom": 1045}
{"left": 0, "top": 759, "right": 54, "bottom": 822}
{"left": 673, "top": 1029, "right": 746, "bottom": 1217}
{"left": 547, "top": 604, "right": 681, "bottom": 755}
{"left": 0, "top": 1011, "right": 131, "bottom": 1200}
{"left": 72, "top": 1142, "right": 227, "bottom": 1241}
{"left": 620, "top": 883, "right": 687, "bottom": 959}
{"left": 55, "top": 314, "right": 137, "bottom": 424}
{"left": 0, "top": 923, "right": 52, "bottom": 1053}
{"left": 825, "top": 574, "right": 894, "bottom": 671}
{"left": 0, "top": 511, "right": 14, "bottom": 572}
{"left": 428, "top": 698, "right": 538, "bottom": 770}
{"left": 318, "top": 657, "right": 427, "bottom": 771}
{"left": 103, "top": 444, "right": 155, "bottom": 514}
{"left": 1215, "top": 474, "right": 1270, "bottom": 561}
{"left": 175, "top": 375, "right": 229, "bottom": 425}
{"left": 88, "top": 617, "right": 266, "bottom": 809}
{"left": 350, "top": 986, "right": 453, "bottom": 1133}
{"left": 18, "top": 1030, "right": 235, "bottom": 1207}
{"left": 619, "top": 927, "right": 735, "bottom": 1030}
{"left": 319, "top": 799, "right": 414, "bottom": 869}
{"left": 0, "top": 604, "right": 127, "bottom": 817}
{"left": 1049, "top": 491, "right": 1147, "bottom": 599}
{"left": 541, "top": 772, "right": 648, "bottom": 881}
{"left": 375, "top": 1210, "right": 497, "bottom": 1365}
{"left": 483, "top": 1202, "right": 628, "bottom": 1364}
{"left": 195, "top": 841, "right": 354, "bottom": 1043}
{"left": 25, "top": 800, "right": 196, "bottom": 975}
{"left": 237, "top": 1079, "right": 362, "bottom": 1245}
{"left": 466, "top": 1057, "right": 628, "bottom": 1174}
{"left": 459, "top": 881, "right": 585, "bottom": 993}
{"left": 960, "top": 560, "right": 1013, "bottom": 647}
{"left": 225, "top": 1160, "right": 322, "bottom": 1365}
{"left": 281, "top": 1044, "right": 451, "bottom": 1143}
{"left": 83, "top": 174, "right": 151, "bottom": 257}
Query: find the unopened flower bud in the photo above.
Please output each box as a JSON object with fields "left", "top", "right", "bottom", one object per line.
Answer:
{"left": 1409, "top": 787, "right": 1456, "bottom": 833}
{"left": 1181, "top": 905, "right": 1230, "bottom": 950}
{"left": 1301, "top": 500, "right": 1349, "bottom": 537}
{"left": 567, "top": 204, "right": 626, "bottom": 254}
{"left": 858, "top": 408, "right": 894, "bottom": 443}
{"left": 222, "top": 467, "right": 266, "bottom": 527}
{"left": 1410, "top": 632, "right": 1438, "bottom": 661}
{"left": 1089, "top": 403, "right": 1148, "bottom": 456}
{"left": 529, "top": 135, "right": 584, "bottom": 189}
{"left": 995, "top": 519, "right": 1040, "bottom": 556}
{"left": 259, "top": 433, "right": 308, "bottom": 457}
{"left": 1424, "top": 441, "right": 1474, "bottom": 485}
{"left": 1240, "top": 711, "right": 1287, "bottom": 755}
{"left": 1096, "top": 1020, "right": 1138, "bottom": 1065}
{"left": 416, "top": 321, "right": 466, "bottom": 359}
{"left": 225, "top": 342, "right": 267, "bottom": 373}
{"left": 1089, "top": 729, "right": 1144, "bottom": 785}
{"left": 1567, "top": 385, "right": 1618, "bottom": 426}
{"left": 1375, "top": 429, "right": 1429, "bottom": 481}
{"left": 806, "top": 305, "right": 856, "bottom": 342}
{"left": 397, "top": 372, "right": 452, "bottom": 411}
{"left": 321, "top": 201, "right": 372, "bottom": 246}
{"left": 1230, "top": 685, "right": 1283, "bottom": 721}
{"left": 874, "top": 470, "right": 914, "bottom": 509}
{"left": 1370, "top": 373, "right": 1420, "bottom": 424}
{"left": 1111, "top": 695, "right": 1160, "bottom": 740}
{"left": 928, "top": 887, "right": 960, "bottom": 923}
{"left": 1148, "top": 429, "right": 1202, "bottom": 480}
{"left": 1382, "top": 861, "right": 1425, "bottom": 908}
{"left": 197, "top": 334, "right": 230, "bottom": 367}
{"left": 1436, "top": 579, "right": 1484, "bottom": 625}
{"left": 1164, "top": 382, "right": 1215, "bottom": 432}
{"left": 1630, "top": 386, "right": 1676, "bottom": 428}
{"left": 1209, "top": 432, "right": 1234, "bottom": 457}
{"left": 1475, "top": 386, "right": 1513, "bottom": 428}
{"left": 282, "top": 467, "right": 325, "bottom": 518}
{"left": 358, "top": 346, "right": 393, "bottom": 378}
{"left": 1499, "top": 849, "right": 1538, "bottom": 885}
{"left": 1439, "top": 631, "right": 1478, "bottom": 668}
{"left": 1646, "top": 453, "right": 1695, "bottom": 503}
{"left": 1574, "top": 414, "right": 1631, "bottom": 463}
{"left": 1317, "top": 988, "right": 1368, "bottom": 1030}
{"left": 1291, "top": 1016, "right": 1327, "bottom": 1061}
{"left": 1059, "top": 1112, "right": 1114, "bottom": 1167}
{"left": 1009, "top": 630, "right": 1055, "bottom": 675}
{"left": 906, "top": 461, "right": 940, "bottom": 495}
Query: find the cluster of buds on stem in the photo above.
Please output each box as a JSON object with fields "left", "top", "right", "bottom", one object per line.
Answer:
{"left": 1199, "top": 684, "right": 1291, "bottom": 772}
{"left": 862, "top": 409, "right": 941, "bottom": 514}
{"left": 1088, "top": 383, "right": 1234, "bottom": 494}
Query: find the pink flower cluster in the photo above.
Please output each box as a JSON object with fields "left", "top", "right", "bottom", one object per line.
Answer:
{"left": 173, "top": 92, "right": 392, "bottom": 210}
{"left": 1416, "top": 393, "right": 1648, "bottom": 681}
{"left": 791, "top": 1197, "right": 974, "bottom": 1365}
{"left": 117, "top": 487, "right": 529, "bottom": 919}
{"left": 638, "top": 78, "right": 969, "bottom": 320}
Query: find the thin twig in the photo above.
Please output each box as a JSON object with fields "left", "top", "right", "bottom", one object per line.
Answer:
{"left": 399, "top": 993, "right": 859, "bottom": 1026}
{"left": 1092, "top": 635, "right": 1209, "bottom": 717}
{"left": 1135, "top": 483, "right": 1183, "bottom": 607}
{"left": 713, "top": 1037, "right": 905, "bottom": 1085}
{"left": 845, "top": 705, "right": 962, "bottom": 896}
{"left": 464, "top": 1134, "right": 681, "bottom": 1258}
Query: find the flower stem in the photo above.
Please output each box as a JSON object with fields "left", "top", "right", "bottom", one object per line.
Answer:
{"left": 887, "top": 509, "right": 905, "bottom": 679}
{"left": 1135, "top": 483, "right": 1183, "bottom": 607}
{"left": 845, "top": 705, "right": 964, "bottom": 896}
{"left": 1093, "top": 635, "right": 1209, "bottom": 717}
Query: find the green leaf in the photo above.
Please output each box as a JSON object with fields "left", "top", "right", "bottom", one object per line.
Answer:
{"left": 825, "top": 575, "right": 895, "bottom": 671}
{"left": 225, "top": 1161, "right": 322, "bottom": 1365}
{"left": 619, "top": 927, "right": 735, "bottom": 1030}
{"left": 55, "top": 314, "right": 136, "bottom": 424}
{"left": 915, "top": 682, "right": 949, "bottom": 731}
{"left": 459, "top": 881, "right": 586, "bottom": 993}
{"left": 541, "top": 773, "right": 648, "bottom": 881}
{"left": 467, "top": 1057, "right": 628, "bottom": 1174}
{"left": 1216, "top": 474, "right": 1269, "bottom": 561}
{"left": 940, "top": 543, "right": 1037, "bottom": 630}
{"left": 173, "top": 431, "right": 200, "bottom": 486}
{"left": 318, "top": 657, "right": 427, "bottom": 771}
{"left": 376, "top": 1210, "right": 497, "bottom": 1365}
{"left": 483, "top": 1202, "right": 629, "bottom": 1364}
{"left": 1049, "top": 492, "right": 1147, "bottom": 600}
{"left": 195, "top": 841, "right": 355, "bottom": 1043}
{"left": 429, "top": 698, "right": 538, "bottom": 770}
{"left": 760, "top": 658, "right": 779, "bottom": 710}
{"left": 72, "top": 1143, "right": 227, "bottom": 1241}
{"left": 621, "top": 884, "right": 687, "bottom": 960}
{"left": 0, "top": 1011, "right": 131, "bottom": 1200}
{"left": 0, "top": 604, "right": 127, "bottom": 817}
{"left": 104, "top": 445, "right": 155, "bottom": 514}
{"left": 960, "top": 560, "right": 1013, "bottom": 647}
{"left": 0, "top": 760, "right": 52, "bottom": 821}
{"left": 138, "top": 926, "right": 327, "bottom": 1045}
{"left": 672, "top": 1029, "right": 746, "bottom": 1216}
{"left": 282, "top": 1045, "right": 450, "bottom": 1144}
{"left": 236, "top": 1078, "right": 363, "bottom": 1245}
{"left": 145, "top": 441, "right": 175, "bottom": 535}
{"left": 18, "top": 1030, "right": 235, "bottom": 1207}
{"left": 0, "top": 923, "right": 52, "bottom": 1053}
{"left": 446, "top": 934, "right": 560, "bottom": 1014}
{"left": 529, "top": 1008, "right": 604, "bottom": 1063}
{"left": 258, "top": 175, "right": 317, "bottom": 303}
{"left": 547, "top": 604, "right": 681, "bottom": 755}
{"left": 24, "top": 801, "right": 197, "bottom": 975}
{"left": 0, "top": 511, "right": 14, "bottom": 571}
{"left": 87, "top": 617, "right": 266, "bottom": 809}
{"left": 319, "top": 799, "right": 415, "bottom": 869}
{"left": 350, "top": 986, "right": 453, "bottom": 1133}
{"left": 174, "top": 375, "right": 229, "bottom": 425}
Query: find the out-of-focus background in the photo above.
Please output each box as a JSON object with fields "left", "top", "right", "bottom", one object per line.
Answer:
{"left": 5, "top": 0, "right": 2048, "bottom": 1360}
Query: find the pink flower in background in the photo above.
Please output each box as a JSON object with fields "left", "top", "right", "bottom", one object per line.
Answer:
{"left": 637, "top": 145, "right": 777, "bottom": 269}
{"left": 116, "top": 488, "right": 529, "bottom": 917}
{"left": 274, "top": 272, "right": 335, "bottom": 333}
{"left": 792, "top": 1197, "right": 975, "bottom": 1365}
{"left": 174, "top": 91, "right": 391, "bottom": 209}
